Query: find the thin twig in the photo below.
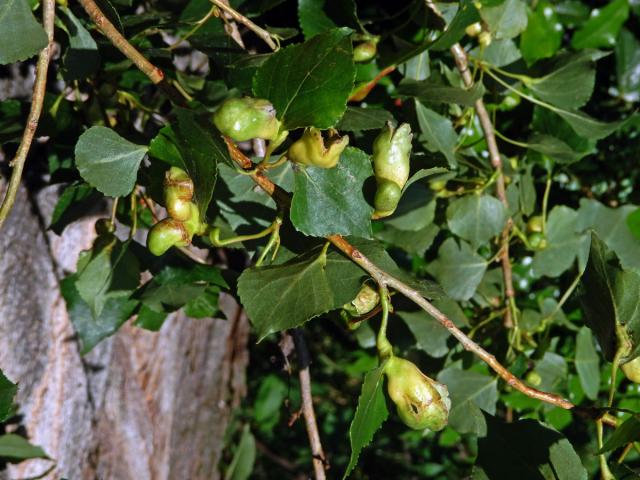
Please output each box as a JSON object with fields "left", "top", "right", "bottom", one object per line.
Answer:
{"left": 82, "top": 12, "right": 617, "bottom": 427}
{"left": 210, "top": 0, "right": 278, "bottom": 51}
{"left": 77, "top": 0, "right": 186, "bottom": 105}
{"left": 292, "top": 329, "right": 327, "bottom": 480}
{"left": 0, "top": 0, "right": 55, "bottom": 231}
{"left": 424, "top": 0, "right": 516, "bottom": 329}
{"left": 449, "top": 43, "right": 515, "bottom": 329}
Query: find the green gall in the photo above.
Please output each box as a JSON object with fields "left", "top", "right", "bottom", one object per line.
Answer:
{"left": 374, "top": 181, "right": 402, "bottom": 217}
{"left": 429, "top": 179, "right": 448, "bottom": 192}
{"left": 384, "top": 357, "right": 450, "bottom": 431}
{"left": 287, "top": 128, "right": 349, "bottom": 169}
{"left": 343, "top": 283, "right": 380, "bottom": 317}
{"left": 372, "top": 122, "right": 412, "bottom": 217}
{"left": 526, "top": 215, "right": 544, "bottom": 234}
{"left": 147, "top": 218, "right": 190, "bottom": 256}
{"left": 622, "top": 357, "right": 640, "bottom": 384}
{"left": 164, "top": 167, "right": 194, "bottom": 221}
{"left": 353, "top": 42, "right": 377, "bottom": 63}
{"left": 525, "top": 371, "right": 542, "bottom": 387}
{"left": 94, "top": 218, "right": 115, "bottom": 236}
{"left": 465, "top": 22, "right": 483, "bottom": 37}
{"left": 528, "top": 232, "right": 548, "bottom": 250}
{"left": 183, "top": 203, "right": 206, "bottom": 237}
{"left": 213, "top": 97, "right": 282, "bottom": 142}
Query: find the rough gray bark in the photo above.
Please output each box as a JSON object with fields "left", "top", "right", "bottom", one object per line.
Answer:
{"left": 0, "top": 181, "right": 249, "bottom": 480}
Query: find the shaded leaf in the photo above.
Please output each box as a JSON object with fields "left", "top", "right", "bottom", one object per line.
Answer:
{"left": 571, "top": 0, "right": 629, "bottom": 49}
{"left": 0, "top": 370, "right": 17, "bottom": 423}
{"left": 253, "top": 28, "right": 356, "bottom": 129}
{"left": 224, "top": 425, "right": 256, "bottom": 480}
{"left": 75, "top": 126, "right": 147, "bottom": 197}
{"left": 438, "top": 368, "right": 498, "bottom": 436}
{"left": 477, "top": 416, "right": 588, "bottom": 480}
{"left": 174, "top": 109, "right": 230, "bottom": 218}
{"left": 428, "top": 239, "right": 488, "bottom": 301}
{"left": 0, "top": 0, "right": 48, "bottom": 64}
{"left": 599, "top": 416, "right": 640, "bottom": 454}
{"left": 344, "top": 365, "right": 388, "bottom": 479}
{"left": 290, "top": 147, "right": 373, "bottom": 238}
{"left": 528, "top": 51, "right": 606, "bottom": 109}
{"left": 575, "top": 327, "right": 600, "bottom": 400}
{"left": 481, "top": 0, "right": 528, "bottom": 40}
{"left": 49, "top": 183, "right": 102, "bottom": 235}
{"left": 520, "top": 2, "right": 563, "bottom": 65}
{"left": 58, "top": 7, "right": 100, "bottom": 80}
{"left": 336, "top": 107, "right": 394, "bottom": 131}
{"left": 531, "top": 206, "right": 590, "bottom": 278}
{"left": 298, "top": 0, "right": 336, "bottom": 39}
{"left": 398, "top": 80, "right": 485, "bottom": 107}
{"left": 446, "top": 194, "right": 506, "bottom": 248}
{"left": 615, "top": 29, "right": 640, "bottom": 102}
{"left": 415, "top": 101, "right": 458, "bottom": 168}
{"left": 527, "top": 134, "right": 586, "bottom": 164}
{"left": 0, "top": 434, "right": 48, "bottom": 461}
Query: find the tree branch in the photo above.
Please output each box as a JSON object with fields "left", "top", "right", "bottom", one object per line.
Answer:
{"left": 77, "top": 0, "right": 186, "bottom": 106}
{"left": 0, "top": 0, "right": 56, "bottom": 231}
{"left": 210, "top": 0, "right": 278, "bottom": 51}
{"left": 292, "top": 329, "right": 327, "bottom": 480}
{"left": 80, "top": 7, "right": 617, "bottom": 427}
{"left": 449, "top": 43, "right": 516, "bottom": 329}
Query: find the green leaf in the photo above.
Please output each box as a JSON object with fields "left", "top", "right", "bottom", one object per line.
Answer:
{"left": 75, "top": 126, "right": 148, "bottom": 197}
{"left": 0, "top": 434, "right": 48, "bottom": 461}
{"left": 376, "top": 223, "right": 439, "bottom": 257}
{"left": 0, "top": 0, "right": 48, "bottom": 64}
{"left": 571, "top": 0, "right": 629, "bottom": 50}
{"left": 397, "top": 80, "right": 485, "bottom": 107}
{"left": 616, "top": 29, "right": 640, "bottom": 102}
{"left": 599, "top": 415, "right": 640, "bottom": 454}
{"left": 174, "top": 109, "right": 230, "bottom": 218}
{"left": 58, "top": 7, "right": 100, "bottom": 80}
{"left": 253, "top": 28, "right": 356, "bottom": 129}
{"left": 577, "top": 199, "right": 640, "bottom": 271}
{"left": 627, "top": 208, "right": 640, "bottom": 241}
{"left": 0, "top": 370, "right": 17, "bottom": 423}
{"left": 477, "top": 416, "right": 588, "bottom": 480}
{"left": 527, "top": 51, "right": 605, "bottom": 109}
{"left": 437, "top": 368, "right": 498, "bottom": 436}
{"left": 575, "top": 327, "right": 600, "bottom": 400}
{"left": 415, "top": 101, "right": 458, "bottom": 168}
{"left": 344, "top": 365, "right": 388, "bottom": 479}
{"left": 430, "top": 0, "right": 480, "bottom": 51}
{"left": 336, "top": 107, "right": 394, "bottom": 132}
{"left": 290, "top": 147, "right": 374, "bottom": 238}
{"left": 75, "top": 238, "right": 140, "bottom": 318}
{"left": 578, "top": 233, "right": 640, "bottom": 361}
{"left": 49, "top": 182, "right": 101, "bottom": 235}
{"left": 519, "top": 2, "right": 563, "bottom": 65}
{"left": 238, "top": 247, "right": 359, "bottom": 339}
{"left": 428, "top": 238, "right": 488, "bottom": 301}
{"left": 446, "top": 194, "right": 506, "bottom": 248}
{"left": 138, "top": 264, "right": 226, "bottom": 314}
{"left": 400, "top": 309, "right": 450, "bottom": 358}
{"left": 480, "top": 0, "right": 528, "bottom": 40}
{"left": 470, "top": 39, "right": 522, "bottom": 67}
{"left": 254, "top": 375, "right": 287, "bottom": 433}
{"left": 555, "top": 108, "right": 626, "bottom": 141}
{"left": 531, "top": 206, "right": 590, "bottom": 278}
{"left": 134, "top": 304, "right": 167, "bottom": 331}
{"left": 526, "top": 134, "right": 586, "bottom": 164}
{"left": 399, "top": 51, "right": 430, "bottom": 81}
{"left": 224, "top": 425, "right": 256, "bottom": 480}
{"left": 298, "top": 0, "right": 337, "bottom": 39}
{"left": 61, "top": 274, "right": 138, "bottom": 354}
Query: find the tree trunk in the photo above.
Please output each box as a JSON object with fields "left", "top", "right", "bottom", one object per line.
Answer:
{"left": 0, "top": 181, "right": 249, "bottom": 480}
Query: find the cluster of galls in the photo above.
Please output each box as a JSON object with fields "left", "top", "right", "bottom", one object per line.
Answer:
{"left": 211, "top": 95, "right": 414, "bottom": 220}
{"left": 147, "top": 167, "right": 205, "bottom": 256}
{"left": 341, "top": 285, "right": 451, "bottom": 432}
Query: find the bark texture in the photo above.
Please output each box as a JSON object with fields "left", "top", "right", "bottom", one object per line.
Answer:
{"left": 0, "top": 181, "right": 249, "bottom": 480}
